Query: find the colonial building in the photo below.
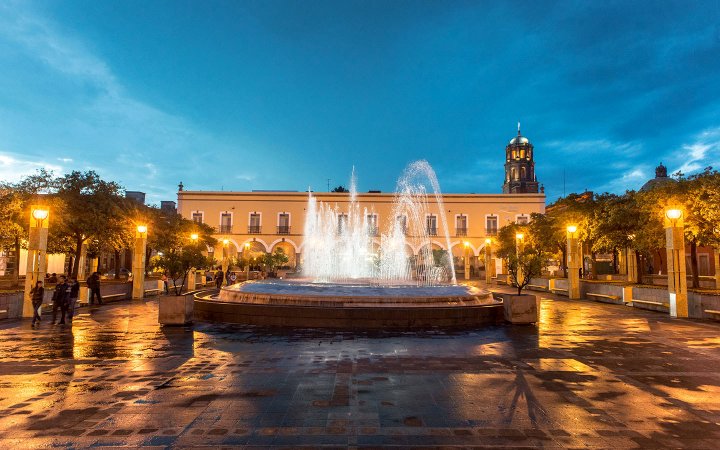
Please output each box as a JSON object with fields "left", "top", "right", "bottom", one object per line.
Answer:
{"left": 177, "top": 129, "right": 546, "bottom": 271}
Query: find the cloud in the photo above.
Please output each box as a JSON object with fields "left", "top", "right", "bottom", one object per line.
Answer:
{"left": 0, "top": 151, "right": 63, "bottom": 182}
{"left": 672, "top": 127, "right": 720, "bottom": 175}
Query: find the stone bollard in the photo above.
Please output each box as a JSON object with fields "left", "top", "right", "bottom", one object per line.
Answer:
{"left": 502, "top": 293, "right": 540, "bottom": 324}
{"left": 158, "top": 293, "right": 194, "bottom": 326}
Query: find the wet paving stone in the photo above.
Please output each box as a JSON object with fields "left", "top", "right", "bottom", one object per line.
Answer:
{"left": 0, "top": 288, "right": 719, "bottom": 448}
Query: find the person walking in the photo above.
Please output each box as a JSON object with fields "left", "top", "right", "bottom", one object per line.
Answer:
{"left": 30, "top": 280, "right": 44, "bottom": 328}
{"left": 161, "top": 273, "right": 169, "bottom": 294}
{"left": 215, "top": 269, "right": 224, "bottom": 289}
{"left": 52, "top": 275, "right": 69, "bottom": 325}
{"left": 66, "top": 277, "right": 79, "bottom": 322}
{"left": 87, "top": 272, "right": 103, "bottom": 305}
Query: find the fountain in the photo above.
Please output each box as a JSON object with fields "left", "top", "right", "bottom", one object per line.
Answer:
{"left": 196, "top": 160, "right": 503, "bottom": 328}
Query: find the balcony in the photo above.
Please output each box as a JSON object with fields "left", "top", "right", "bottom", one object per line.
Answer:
{"left": 455, "top": 227, "right": 467, "bottom": 237}
{"left": 247, "top": 225, "right": 262, "bottom": 234}
{"left": 485, "top": 228, "right": 498, "bottom": 236}
{"left": 219, "top": 225, "right": 233, "bottom": 233}
{"left": 277, "top": 225, "right": 291, "bottom": 235}
{"left": 427, "top": 227, "right": 437, "bottom": 237}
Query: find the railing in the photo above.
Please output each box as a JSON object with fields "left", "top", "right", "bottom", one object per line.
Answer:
{"left": 247, "top": 225, "right": 262, "bottom": 234}
{"left": 427, "top": 227, "right": 437, "bottom": 237}
{"left": 455, "top": 227, "right": 467, "bottom": 237}
{"left": 485, "top": 228, "right": 498, "bottom": 236}
{"left": 277, "top": 226, "right": 291, "bottom": 235}
{"left": 219, "top": 225, "right": 232, "bottom": 233}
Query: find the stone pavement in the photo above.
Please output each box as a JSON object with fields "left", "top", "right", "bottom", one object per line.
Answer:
{"left": 0, "top": 287, "right": 719, "bottom": 449}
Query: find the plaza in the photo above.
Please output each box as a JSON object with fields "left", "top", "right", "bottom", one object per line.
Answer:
{"left": 1, "top": 285, "right": 719, "bottom": 449}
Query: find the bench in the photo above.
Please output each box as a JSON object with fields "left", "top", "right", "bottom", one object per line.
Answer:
{"left": 144, "top": 288, "right": 161, "bottom": 296}
{"left": 102, "top": 293, "right": 128, "bottom": 303}
{"left": 550, "top": 288, "right": 568, "bottom": 296}
{"left": 704, "top": 309, "right": 720, "bottom": 319}
{"left": 527, "top": 284, "right": 547, "bottom": 291}
{"left": 632, "top": 299, "right": 669, "bottom": 310}
{"left": 0, "top": 308, "right": 8, "bottom": 319}
{"left": 586, "top": 293, "right": 622, "bottom": 304}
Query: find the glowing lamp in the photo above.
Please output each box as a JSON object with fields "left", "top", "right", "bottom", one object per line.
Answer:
{"left": 665, "top": 209, "right": 682, "bottom": 220}
{"left": 222, "top": 239, "right": 229, "bottom": 245}
{"left": 137, "top": 225, "right": 147, "bottom": 233}
{"left": 32, "top": 208, "right": 49, "bottom": 221}
{"left": 190, "top": 233, "right": 199, "bottom": 240}
{"left": 463, "top": 241, "right": 470, "bottom": 248}
{"left": 485, "top": 238, "right": 492, "bottom": 244}
{"left": 567, "top": 225, "right": 577, "bottom": 234}
{"left": 515, "top": 233, "right": 524, "bottom": 240}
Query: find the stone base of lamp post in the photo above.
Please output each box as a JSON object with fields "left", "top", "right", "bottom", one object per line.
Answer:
{"left": 502, "top": 293, "right": 539, "bottom": 324}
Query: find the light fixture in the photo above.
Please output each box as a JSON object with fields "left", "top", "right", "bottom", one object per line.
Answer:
{"left": 515, "top": 233, "right": 524, "bottom": 240}
{"left": 222, "top": 239, "right": 229, "bottom": 245}
{"left": 485, "top": 238, "right": 492, "bottom": 244}
{"left": 190, "top": 233, "right": 199, "bottom": 240}
{"left": 32, "top": 208, "right": 49, "bottom": 221}
{"left": 566, "top": 225, "right": 577, "bottom": 234}
{"left": 665, "top": 209, "right": 682, "bottom": 220}
{"left": 137, "top": 225, "right": 147, "bottom": 233}
{"left": 463, "top": 241, "right": 470, "bottom": 248}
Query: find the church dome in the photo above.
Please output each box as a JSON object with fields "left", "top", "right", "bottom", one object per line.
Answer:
{"left": 509, "top": 135, "right": 530, "bottom": 145}
{"left": 640, "top": 162, "right": 675, "bottom": 192}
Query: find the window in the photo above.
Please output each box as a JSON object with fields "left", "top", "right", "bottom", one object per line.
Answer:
{"left": 516, "top": 214, "right": 529, "bottom": 225}
{"left": 511, "top": 167, "right": 517, "bottom": 181}
{"left": 485, "top": 215, "right": 498, "bottom": 236}
{"left": 338, "top": 214, "right": 348, "bottom": 234}
{"left": 426, "top": 215, "right": 437, "bottom": 236}
{"left": 520, "top": 166, "right": 527, "bottom": 180}
{"left": 191, "top": 212, "right": 204, "bottom": 223}
{"left": 456, "top": 215, "right": 467, "bottom": 237}
{"left": 396, "top": 215, "right": 407, "bottom": 235}
{"left": 220, "top": 212, "right": 232, "bottom": 233}
{"left": 366, "top": 214, "right": 378, "bottom": 236}
{"left": 278, "top": 213, "right": 290, "bottom": 235}
{"left": 248, "top": 213, "right": 261, "bottom": 234}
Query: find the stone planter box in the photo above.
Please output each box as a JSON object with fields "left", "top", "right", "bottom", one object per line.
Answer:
{"left": 159, "top": 294, "right": 194, "bottom": 326}
{"left": 502, "top": 293, "right": 539, "bottom": 324}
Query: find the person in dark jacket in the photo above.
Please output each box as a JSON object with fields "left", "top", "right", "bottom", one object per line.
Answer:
{"left": 67, "top": 277, "right": 80, "bottom": 322}
{"left": 52, "top": 275, "right": 69, "bottom": 325}
{"left": 87, "top": 272, "right": 103, "bottom": 305}
{"left": 30, "top": 280, "right": 44, "bottom": 327}
{"left": 215, "top": 269, "right": 224, "bottom": 289}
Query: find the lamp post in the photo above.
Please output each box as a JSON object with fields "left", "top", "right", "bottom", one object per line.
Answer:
{"left": 222, "top": 239, "right": 230, "bottom": 286}
{"left": 23, "top": 206, "right": 49, "bottom": 318}
{"left": 665, "top": 208, "right": 688, "bottom": 317}
{"left": 132, "top": 225, "right": 148, "bottom": 299}
{"left": 515, "top": 232, "right": 525, "bottom": 288}
{"left": 566, "top": 225, "right": 581, "bottom": 299}
{"left": 187, "top": 233, "right": 199, "bottom": 290}
{"left": 484, "top": 238, "right": 493, "bottom": 285}
{"left": 463, "top": 241, "right": 471, "bottom": 280}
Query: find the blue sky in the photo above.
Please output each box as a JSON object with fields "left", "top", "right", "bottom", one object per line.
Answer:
{"left": 1, "top": 0, "right": 719, "bottom": 204}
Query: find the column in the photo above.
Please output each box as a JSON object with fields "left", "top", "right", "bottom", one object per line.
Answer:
{"left": 463, "top": 242, "right": 470, "bottom": 281}
{"left": 515, "top": 233, "right": 525, "bottom": 289}
{"left": 665, "top": 209, "right": 688, "bottom": 318}
{"left": 221, "top": 240, "right": 230, "bottom": 286}
{"left": 484, "top": 239, "right": 493, "bottom": 285}
{"left": 187, "top": 268, "right": 196, "bottom": 291}
{"left": 617, "top": 248, "right": 626, "bottom": 275}
{"left": 627, "top": 248, "right": 638, "bottom": 283}
{"left": 23, "top": 206, "right": 50, "bottom": 318}
{"left": 714, "top": 246, "right": 720, "bottom": 290}
{"left": 132, "top": 225, "right": 148, "bottom": 300}
{"left": 567, "top": 226, "right": 580, "bottom": 299}
{"left": 77, "top": 240, "right": 88, "bottom": 281}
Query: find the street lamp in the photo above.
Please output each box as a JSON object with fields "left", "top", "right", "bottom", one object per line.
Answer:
{"left": 23, "top": 206, "right": 50, "bottom": 318}
{"left": 32, "top": 207, "right": 49, "bottom": 224}
{"left": 190, "top": 233, "right": 199, "bottom": 241}
{"left": 566, "top": 224, "right": 581, "bottom": 299}
{"left": 132, "top": 224, "right": 148, "bottom": 299}
{"left": 665, "top": 208, "right": 682, "bottom": 226}
{"left": 664, "top": 207, "right": 687, "bottom": 317}
{"left": 137, "top": 225, "right": 147, "bottom": 234}
{"left": 566, "top": 225, "right": 577, "bottom": 237}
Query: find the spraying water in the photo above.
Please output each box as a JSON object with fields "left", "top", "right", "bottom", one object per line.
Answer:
{"left": 302, "top": 160, "right": 456, "bottom": 285}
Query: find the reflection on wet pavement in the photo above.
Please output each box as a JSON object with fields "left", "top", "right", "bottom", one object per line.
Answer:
{"left": 0, "top": 291, "right": 719, "bottom": 448}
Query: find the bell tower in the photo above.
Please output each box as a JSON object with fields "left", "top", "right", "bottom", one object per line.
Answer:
{"left": 503, "top": 123, "right": 539, "bottom": 194}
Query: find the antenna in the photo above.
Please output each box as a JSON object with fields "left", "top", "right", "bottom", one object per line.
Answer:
{"left": 327, "top": 178, "right": 331, "bottom": 192}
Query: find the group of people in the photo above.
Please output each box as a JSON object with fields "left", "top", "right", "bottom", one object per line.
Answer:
{"left": 29, "top": 272, "right": 104, "bottom": 328}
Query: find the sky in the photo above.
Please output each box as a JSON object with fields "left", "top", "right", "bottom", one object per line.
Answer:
{"left": 1, "top": 0, "right": 719, "bottom": 204}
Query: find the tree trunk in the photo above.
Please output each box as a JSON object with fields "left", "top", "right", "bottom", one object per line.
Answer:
{"left": 690, "top": 240, "right": 699, "bottom": 288}
{"left": 591, "top": 252, "right": 598, "bottom": 279}
{"left": 559, "top": 243, "right": 567, "bottom": 278}
{"left": 72, "top": 236, "right": 83, "bottom": 278}
{"left": 656, "top": 248, "right": 664, "bottom": 274}
{"left": 612, "top": 249, "right": 618, "bottom": 274}
{"left": 114, "top": 249, "right": 121, "bottom": 280}
{"left": 635, "top": 251, "right": 642, "bottom": 284}
{"left": 145, "top": 247, "right": 152, "bottom": 275}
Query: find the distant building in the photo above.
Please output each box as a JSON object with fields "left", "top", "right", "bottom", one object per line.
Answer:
{"left": 160, "top": 201, "right": 177, "bottom": 214}
{"left": 125, "top": 191, "right": 146, "bottom": 204}
{"left": 640, "top": 163, "right": 675, "bottom": 192}
{"left": 503, "top": 124, "right": 540, "bottom": 194}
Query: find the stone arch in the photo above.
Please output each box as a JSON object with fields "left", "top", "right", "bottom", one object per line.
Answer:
{"left": 270, "top": 240, "right": 298, "bottom": 269}
{"left": 239, "top": 238, "right": 270, "bottom": 253}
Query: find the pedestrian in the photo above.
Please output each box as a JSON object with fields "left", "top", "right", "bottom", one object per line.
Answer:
{"left": 87, "top": 272, "right": 103, "bottom": 305}
{"left": 215, "top": 269, "right": 224, "bottom": 288}
{"left": 52, "top": 275, "right": 69, "bottom": 325}
{"left": 161, "top": 273, "right": 169, "bottom": 294}
{"left": 66, "top": 277, "right": 79, "bottom": 322}
{"left": 30, "top": 280, "right": 44, "bottom": 328}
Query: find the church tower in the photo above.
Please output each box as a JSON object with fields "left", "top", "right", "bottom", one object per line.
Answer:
{"left": 503, "top": 123, "right": 539, "bottom": 194}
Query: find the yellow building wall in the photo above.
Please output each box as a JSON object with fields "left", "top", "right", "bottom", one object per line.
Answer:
{"left": 177, "top": 191, "right": 545, "bottom": 264}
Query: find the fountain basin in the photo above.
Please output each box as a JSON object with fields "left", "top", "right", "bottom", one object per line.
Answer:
{"left": 194, "top": 279, "right": 503, "bottom": 328}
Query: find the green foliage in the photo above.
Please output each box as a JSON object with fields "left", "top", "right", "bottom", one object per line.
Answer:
{"left": 261, "top": 247, "right": 290, "bottom": 273}
{"left": 331, "top": 185, "right": 349, "bottom": 193}
{"left": 496, "top": 223, "right": 546, "bottom": 294}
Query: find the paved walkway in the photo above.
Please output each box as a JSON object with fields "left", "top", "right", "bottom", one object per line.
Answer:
{"left": 0, "top": 288, "right": 719, "bottom": 449}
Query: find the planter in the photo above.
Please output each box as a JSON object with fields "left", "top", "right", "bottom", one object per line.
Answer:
{"left": 158, "top": 294, "right": 194, "bottom": 326}
{"left": 502, "top": 293, "right": 539, "bottom": 324}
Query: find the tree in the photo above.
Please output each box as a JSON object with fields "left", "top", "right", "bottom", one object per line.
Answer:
{"left": 496, "top": 223, "right": 546, "bottom": 294}
{"left": 262, "top": 247, "right": 290, "bottom": 275}
{"left": 331, "top": 185, "right": 349, "bottom": 193}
